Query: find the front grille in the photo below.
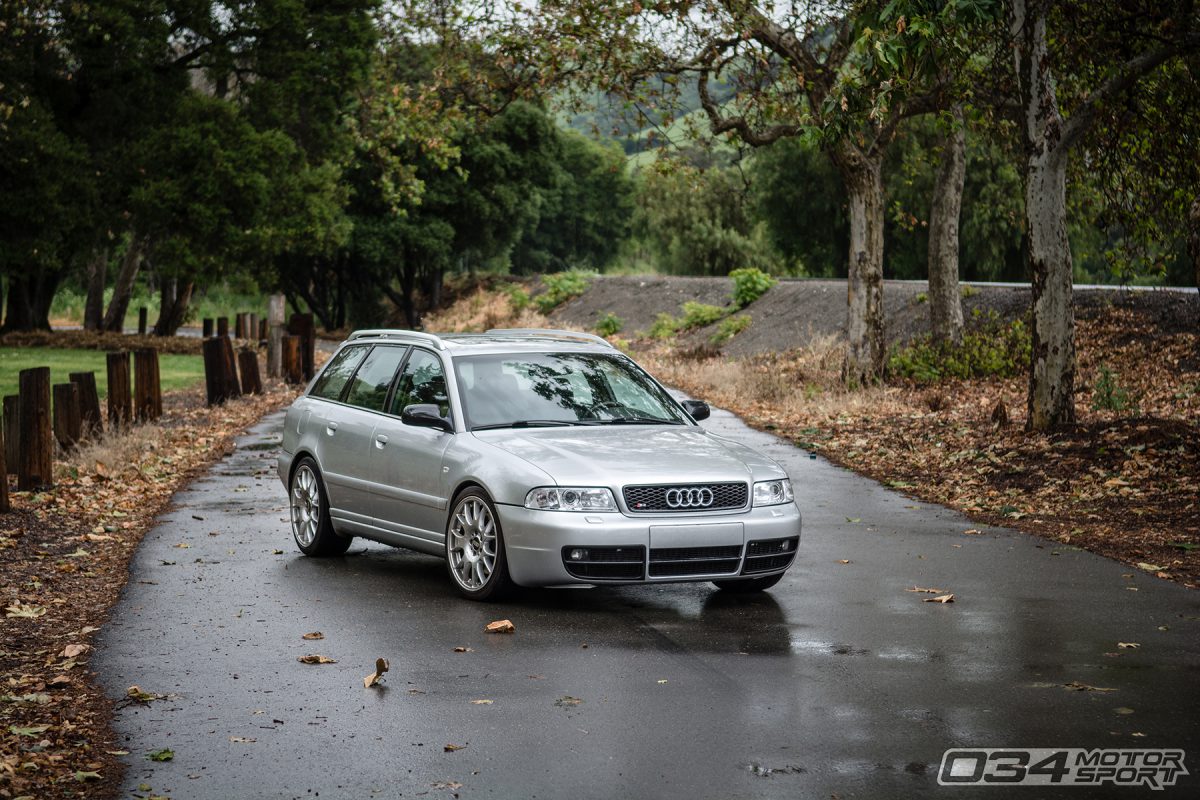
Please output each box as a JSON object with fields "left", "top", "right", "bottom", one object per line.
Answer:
{"left": 743, "top": 537, "right": 799, "bottom": 574}
{"left": 648, "top": 544, "right": 742, "bottom": 577}
{"left": 562, "top": 546, "right": 645, "bottom": 580}
{"left": 623, "top": 482, "right": 748, "bottom": 513}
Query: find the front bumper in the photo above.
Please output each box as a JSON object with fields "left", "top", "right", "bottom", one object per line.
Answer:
{"left": 497, "top": 502, "right": 801, "bottom": 587}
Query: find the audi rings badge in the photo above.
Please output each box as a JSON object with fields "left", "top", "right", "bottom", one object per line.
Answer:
{"left": 664, "top": 487, "right": 715, "bottom": 508}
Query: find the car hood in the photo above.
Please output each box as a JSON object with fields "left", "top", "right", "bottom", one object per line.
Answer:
{"left": 471, "top": 425, "right": 784, "bottom": 488}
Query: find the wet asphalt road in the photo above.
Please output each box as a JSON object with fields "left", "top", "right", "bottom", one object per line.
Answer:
{"left": 95, "top": 406, "right": 1200, "bottom": 799}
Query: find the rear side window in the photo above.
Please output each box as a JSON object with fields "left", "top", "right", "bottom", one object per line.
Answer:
{"left": 310, "top": 345, "right": 368, "bottom": 401}
{"left": 344, "top": 346, "right": 408, "bottom": 412}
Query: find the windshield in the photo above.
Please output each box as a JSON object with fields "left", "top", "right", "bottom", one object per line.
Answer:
{"left": 454, "top": 352, "right": 690, "bottom": 430}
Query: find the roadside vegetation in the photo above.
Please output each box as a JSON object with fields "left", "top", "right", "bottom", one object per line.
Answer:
{"left": 0, "top": 348, "right": 204, "bottom": 399}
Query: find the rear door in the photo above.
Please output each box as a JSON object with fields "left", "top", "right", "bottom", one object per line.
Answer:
{"left": 368, "top": 347, "right": 454, "bottom": 541}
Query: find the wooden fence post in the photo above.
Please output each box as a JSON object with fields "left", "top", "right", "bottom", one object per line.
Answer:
{"left": 238, "top": 350, "right": 263, "bottom": 395}
{"left": 2, "top": 396, "right": 17, "bottom": 475}
{"left": 267, "top": 294, "right": 285, "bottom": 378}
{"left": 217, "top": 316, "right": 229, "bottom": 338}
{"left": 68, "top": 372, "right": 103, "bottom": 438}
{"left": 52, "top": 383, "right": 82, "bottom": 450}
{"left": 0, "top": 421, "right": 8, "bottom": 512}
{"left": 202, "top": 337, "right": 227, "bottom": 406}
{"left": 106, "top": 351, "right": 132, "bottom": 429}
{"left": 18, "top": 367, "right": 53, "bottom": 491}
{"left": 282, "top": 336, "right": 303, "bottom": 384}
{"left": 248, "top": 313, "right": 259, "bottom": 342}
{"left": 234, "top": 312, "right": 245, "bottom": 339}
{"left": 137, "top": 306, "right": 148, "bottom": 335}
{"left": 288, "top": 312, "right": 315, "bottom": 380}
{"left": 134, "top": 348, "right": 162, "bottom": 421}
{"left": 202, "top": 318, "right": 214, "bottom": 338}
{"left": 221, "top": 336, "right": 242, "bottom": 400}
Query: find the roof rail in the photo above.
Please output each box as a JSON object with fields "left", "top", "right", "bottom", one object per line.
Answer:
{"left": 346, "top": 329, "right": 446, "bottom": 350}
{"left": 484, "top": 328, "right": 615, "bottom": 348}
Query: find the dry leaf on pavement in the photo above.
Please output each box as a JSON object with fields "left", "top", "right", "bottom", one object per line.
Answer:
{"left": 470, "top": 699, "right": 493, "bottom": 705}
{"left": 443, "top": 743, "right": 466, "bottom": 752}
{"left": 301, "top": 632, "right": 324, "bottom": 640}
{"left": 485, "top": 619, "right": 515, "bottom": 634}
{"left": 1117, "top": 642, "right": 1140, "bottom": 649}
{"left": 924, "top": 594, "right": 955, "bottom": 603}
{"left": 905, "top": 586, "right": 946, "bottom": 594}
{"left": 1063, "top": 681, "right": 1116, "bottom": 692}
{"left": 60, "top": 643, "right": 90, "bottom": 659}
{"left": 453, "top": 646, "right": 472, "bottom": 653}
{"left": 363, "top": 657, "right": 389, "bottom": 688}
{"left": 298, "top": 654, "right": 336, "bottom": 664}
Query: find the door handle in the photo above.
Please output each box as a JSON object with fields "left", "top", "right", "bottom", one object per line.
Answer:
{"left": 325, "top": 422, "right": 338, "bottom": 435}
{"left": 374, "top": 434, "right": 388, "bottom": 448}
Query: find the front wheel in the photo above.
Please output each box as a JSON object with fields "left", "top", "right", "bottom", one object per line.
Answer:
{"left": 712, "top": 572, "right": 785, "bottom": 593}
{"left": 445, "top": 488, "right": 513, "bottom": 602}
{"left": 290, "top": 457, "right": 352, "bottom": 556}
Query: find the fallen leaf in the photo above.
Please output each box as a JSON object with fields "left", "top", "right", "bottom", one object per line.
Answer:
{"left": 1117, "top": 642, "right": 1140, "bottom": 649}
{"left": 363, "top": 657, "right": 389, "bottom": 688}
{"left": 555, "top": 695, "right": 583, "bottom": 707}
{"left": 657, "top": 679, "right": 668, "bottom": 684}
{"left": 60, "top": 643, "right": 90, "bottom": 659}
{"left": 126, "top": 685, "right": 163, "bottom": 703}
{"left": 1136, "top": 562, "right": 1164, "bottom": 572}
{"left": 5, "top": 603, "right": 47, "bottom": 619}
{"left": 74, "top": 771, "right": 102, "bottom": 782}
{"left": 924, "top": 594, "right": 955, "bottom": 603}
{"left": 298, "top": 654, "right": 336, "bottom": 664}
{"left": 485, "top": 619, "right": 515, "bottom": 634}
{"left": 1114, "top": 707, "right": 1135, "bottom": 715}
{"left": 147, "top": 749, "right": 174, "bottom": 762}
{"left": 837, "top": 559, "right": 851, "bottom": 564}
{"left": 845, "top": 517, "right": 861, "bottom": 523}
{"left": 963, "top": 529, "right": 982, "bottom": 535}
{"left": 431, "top": 781, "right": 463, "bottom": 790}
{"left": 1063, "top": 681, "right": 1116, "bottom": 692}
{"left": 470, "top": 699, "right": 493, "bottom": 705}
{"left": 301, "top": 632, "right": 324, "bottom": 640}
{"left": 444, "top": 743, "right": 466, "bottom": 752}
{"left": 906, "top": 586, "right": 946, "bottom": 594}
{"left": 453, "top": 646, "right": 472, "bottom": 653}
{"left": 10, "top": 724, "right": 50, "bottom": 736}
{"left": 229, "top": 736, "right": 256, "bottom": 743}
{"left": 272, "top": 549, "right": 284, "bottom": 555}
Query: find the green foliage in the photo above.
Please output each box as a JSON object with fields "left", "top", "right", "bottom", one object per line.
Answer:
{"left": 729, "top": 268, "right": 776, "bottom": 308}
{"left": 710, "top": 314, "right": 751, "bottom": 345}
{"left": 960, "top": 285, "right": 979, "bottom": 298}
{"left": 1092, "top": 366, "right": 1138, "bottom": 414}
{"left": 915, "top": 292, "right": 928, "bottom": 304}
{"left": 501, "top": 283, "right": 531, "bottom": 313}
{"left": 680, "top": 301, "right": 727, "bottom": 328}
{"left": 648, "top": 313, "right": 682, "bottom": 340}
{"left": 535, "top": 270, "right": 594, "bottom": 313}
{"left": 595, "top": 312, "right": 623, "bottom": 337}
{"left": 888, "top": 312, "right": 1031, "bottom": 383}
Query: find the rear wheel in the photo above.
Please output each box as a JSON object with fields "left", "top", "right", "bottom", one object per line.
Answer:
{"left": 290, "top": 457, "right": 352, "bottom": 556}
{"left": 445, "top": 488, "right": 513, "bottom": 602}
{"left": 712, "top": 572, "right": 784, "bottom": 593}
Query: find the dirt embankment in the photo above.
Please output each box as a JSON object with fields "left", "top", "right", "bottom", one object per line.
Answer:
{"left": 548, "top": 275, "right": 1198, "bottom": 354}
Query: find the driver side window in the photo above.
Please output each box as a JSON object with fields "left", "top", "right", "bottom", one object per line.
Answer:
{"left": 389, "top": 349, "right": 450, "bottom": 419}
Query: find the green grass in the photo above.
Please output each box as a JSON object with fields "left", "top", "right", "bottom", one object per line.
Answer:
{"left": 49, "top": 283, "right": 276, "bottom": 330}
{"left": 0, "top": 348, "right": 205, "bottom": 400}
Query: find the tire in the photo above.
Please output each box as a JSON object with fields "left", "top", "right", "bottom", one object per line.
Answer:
{"left": 712, "top": 572, "right": 785, "bottom": 593}
{"left": 289, "top": 457, "right": 352, "bottom": 556}
{"left": 445, "top": 487, "right": 513, "bottom": 602}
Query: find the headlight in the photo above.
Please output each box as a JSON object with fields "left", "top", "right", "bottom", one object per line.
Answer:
{"left": 525, "top": 487, "right": 617, "bottom": 512}
{"left": 752, "top": 479, "right": 794, "bottom": 507}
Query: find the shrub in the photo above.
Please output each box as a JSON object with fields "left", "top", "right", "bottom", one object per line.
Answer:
{"left": 915, "top": 292, "right": 928, "bottom": 304}
{"left": 595, "top": 312, "right": 623, "bottom": 337}
{"left": 501, "top": 283, "right": 531, "bottom": 313}
{"left": 535, "top": 270, "right": 593, "bottom": 313}
{"left": 647, "top": 312, "right": 682, "bottom": 340}
{"left": 709, "top": 314, "right": 751, "bottom": 345}
{"left": 960, "top": 285, "right": 979, "bottom": 299}
{"left": 680, "top": 301, "right": 727, "bottom": 329}
{"left": 888, "top": 311, "right": 1031, "bottom": 383}
{"left": 729, "top": 267, "right": 777, "bottom": 308}
{"left": 1092, "top": 366, "right": 1138, "bottom": 413}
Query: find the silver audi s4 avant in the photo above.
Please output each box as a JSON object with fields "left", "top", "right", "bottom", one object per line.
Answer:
{"left": 278, "top": 329, "right": 801, "bottom": 601}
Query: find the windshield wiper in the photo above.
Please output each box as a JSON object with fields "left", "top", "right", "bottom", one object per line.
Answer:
{"left": 596, "top": 417, "right": 684, "bottom": 426}
{"left": 471, "top": 419, "right": 597, "bottom": 431}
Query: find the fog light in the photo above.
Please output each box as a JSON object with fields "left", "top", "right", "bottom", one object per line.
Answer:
{"left": 569, "top": 549, "right": 586, "bottom": 561}
{"left": 780, "top": 540, "right": 789, "bottom": 551}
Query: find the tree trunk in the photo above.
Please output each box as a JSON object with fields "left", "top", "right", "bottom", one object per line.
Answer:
{"left": 833, "top": 149, "right": 886, "bottom": 385}
{"left": 1188, "top": 195, "right": 1200, "bottom": 297}
{"left": 927, "top": 105, "right": 966, "bottom": 345}
{"left": 1013, "top": 0, "right": 1076, "bottom": 431}
{"left": 152, "top": 278, "right": 193, "bottom": 336}
{"left": 83, "top": 249, "right": 108, "bottom": 331}
{"left": 102, "top": 238, "right": 144, "bottom": 332}
{"left": 2, "top": 271, "right": 60, "bottom": 332}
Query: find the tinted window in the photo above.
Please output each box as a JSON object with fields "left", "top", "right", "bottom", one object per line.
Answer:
{"left": 344, "top": 346, "right": 408, "bottom": 412}
{"left": 390, "top": 349, "right": 450, "bottom": 418}
{"left": 310, "top": 345, "right": 368, "bottom": 401}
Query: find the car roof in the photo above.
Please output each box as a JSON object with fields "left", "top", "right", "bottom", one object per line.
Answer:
{"left": 342, "top": 328, "right": 618, "bottom": 357}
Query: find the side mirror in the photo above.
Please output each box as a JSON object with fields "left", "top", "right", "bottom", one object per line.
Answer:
{"left": 401, "top": 404, "right": 453, "bottom": 433}
{"left": 681, "top": 399, "right": 710, "bottom": 421}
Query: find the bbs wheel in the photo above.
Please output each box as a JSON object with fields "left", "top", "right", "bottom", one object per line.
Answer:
{"left": 290, "top": 457, "right": 352, "bottom": 556}
{"left": 445, "top": 487, "right": 513, "bottom": 602}
{"left": 712, "top": 572, "right": 785, "bottom": 593}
